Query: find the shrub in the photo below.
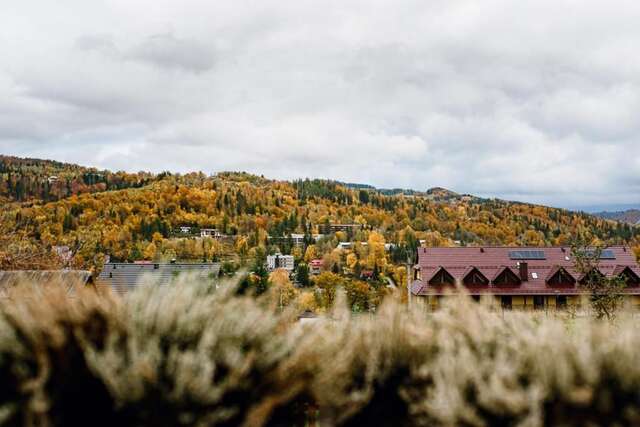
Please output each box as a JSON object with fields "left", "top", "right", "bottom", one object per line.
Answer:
{"left": 2, "top": 280, "right": 640, "bottom": 426}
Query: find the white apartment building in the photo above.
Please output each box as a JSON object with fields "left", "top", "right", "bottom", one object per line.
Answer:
{"left": 267, "top": 253, "right": 295, "bottom": 272}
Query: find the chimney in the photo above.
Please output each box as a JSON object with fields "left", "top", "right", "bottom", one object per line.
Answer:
{"left": 519, "top": 262, "right": 529, "bottom": 281}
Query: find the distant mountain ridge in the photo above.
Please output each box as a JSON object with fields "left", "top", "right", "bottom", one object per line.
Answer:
{"left": 594, "top": 209, "right": 640, "bottom": 226}
{"left": 339, "top": 181, "right": 479, "bottom": 200}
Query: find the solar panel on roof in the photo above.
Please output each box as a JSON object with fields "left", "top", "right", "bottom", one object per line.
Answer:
{"left": 581, "top": 249, "right": 616, "bottom": 260}
{"left": 600, "top": 250, "right": 616, "bottom": 260}
{"left": 508, "top": 250, "right": 546, "bottom": 260}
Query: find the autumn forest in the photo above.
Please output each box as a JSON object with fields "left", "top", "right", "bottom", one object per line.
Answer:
{"left": 1, "top": 155, "right": 639, "bottom": 293}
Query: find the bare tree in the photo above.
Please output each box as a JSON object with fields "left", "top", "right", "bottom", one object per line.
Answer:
{"left": 0, "top": 224, "right": 61, "bottom": 271}
{"left": 571, "top": 239, "right": 625, "bottom": 320}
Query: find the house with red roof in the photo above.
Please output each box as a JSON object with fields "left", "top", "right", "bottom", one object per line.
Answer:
{"left": 410, "top": 246, "right": 640, "bottom": 310}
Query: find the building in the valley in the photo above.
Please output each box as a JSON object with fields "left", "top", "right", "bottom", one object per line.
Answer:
{"left": 410, "top": 246, "right": 640, "bottom": 310}
{"left": 267, "top": 253, "right": 295, "bottom": 272}
{"left": 310, "top": 259, "right": 324, "bottom": 275}
{"left": 269, "top": 234, "right": 324, "bottom": 247}
{"left": 337, "top": 242, "right": 354, "bottom": 250}
{"left": 290, "top": 234, "right": 306, "bottom": 246}
{"left": 96, "top": 262, "right": 221, "bottom": 295}
{"left": 290, "top": 233, "right": 324, "bottom": 246}
{"left": 0, "top": 270, "right": 93, "bottom": 298}
{"left": 179, "top": 226, "right": 192, "bottom": 234}
{"left": 318, "top": 223, "right": 363, "bottom": 235}
{"left": 200, "top": 228, "right": 224, "bottom": 239}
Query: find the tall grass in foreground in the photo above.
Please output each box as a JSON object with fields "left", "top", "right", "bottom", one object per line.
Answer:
{"left": 1, "top": 279, "right": 640, "bottom": 427}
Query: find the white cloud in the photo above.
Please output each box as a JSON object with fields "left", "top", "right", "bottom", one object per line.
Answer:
{"left": 0, "top": 0, "right": 639, "bottom": 208}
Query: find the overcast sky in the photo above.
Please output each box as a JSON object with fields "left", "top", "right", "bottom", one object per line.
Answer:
{"left": 1, "top": 0, "right": 639, "bottom": 209}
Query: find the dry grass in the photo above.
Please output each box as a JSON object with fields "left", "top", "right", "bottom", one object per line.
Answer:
{"left": 1, "top": 279, "right": 640, "bottom": 426}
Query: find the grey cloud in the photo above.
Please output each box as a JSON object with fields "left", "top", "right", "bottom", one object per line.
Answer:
{"left": 0, "top": 0, "right": 639, "bottom": 208}
{"left": 75, "top": 34, "right": 118, "bottom": 55}
{"left": 128, "top": 33, "right": 216, "bottom": 73}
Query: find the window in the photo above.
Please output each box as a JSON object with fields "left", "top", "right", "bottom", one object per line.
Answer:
{"left": 580, "top": 269, "right": 604, "bottom": 285}
{"left": 501, "top": 296, "right": 512, "bottom": 310}
{"left": 547, "top": 268, "right": 576, "bottom": 286}
{"left": 533, "top": 296, "right": 544, "bottom": 310}
{"left": 556, "top": 296, "right": 567, "bottom": 309}
{"left": 463, "top": 268, "right": 489, "bottom": 286}
{"left": 428, "top": 268, "right": 455, "bottom": 286}
{"left": 618, "top": 267, "right": 640, "bottom": 286}
{"left": 493, "top": 268, "right": 521, "bottom": 286}
{"left": 472, "top": 295, "right": 481, "bottom": 303}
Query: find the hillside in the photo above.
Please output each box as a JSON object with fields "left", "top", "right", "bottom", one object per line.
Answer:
{"left": 1, "top": 155, "right": 639, "bottom": 273}
{"left": 0, "top": 155, "right": 159, "bottom": 202}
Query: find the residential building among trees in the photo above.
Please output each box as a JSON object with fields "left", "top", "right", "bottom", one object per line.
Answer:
{"left": 267, "top": 254, "right": 295, "bottom": 272}
{"left": 410, "top": 246, "right": 640, "bottom": 310}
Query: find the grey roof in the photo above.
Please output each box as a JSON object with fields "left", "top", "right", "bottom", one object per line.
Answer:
{"left": 0, "top": 270, "right": 92, "bottom": 298}
{"left": 96, "top": 263, "right": 221, "bottom": 294}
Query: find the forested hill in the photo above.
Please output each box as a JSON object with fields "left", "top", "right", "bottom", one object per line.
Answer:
{"left": 1, "top": 155, "right": 639, "bottom": 271}
{"left": 0, "top": 155, "right": 160, "bottom": 202}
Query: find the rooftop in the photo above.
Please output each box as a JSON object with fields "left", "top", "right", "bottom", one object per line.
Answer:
{"left": 412, "top": 246, "right": 640, "bottom": 296}
{"left": 96, "top": 262, "right": 221, "bottom": 294}
{"left": 0, "top": 270, "right": 92, "bottom": 297}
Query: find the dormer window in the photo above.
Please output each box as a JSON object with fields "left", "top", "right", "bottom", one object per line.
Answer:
{"left": 428, "top": 267, "right": 455, "bottom": 286}
{"left": 579, "top": 268, "right": 604, "bottom": 286}
{"left": 463, "top": 267, "right": 489, "bottom": 286}
{"left": 492, "top": 266, "right": 521, "bottom": 286}
{"left": 614, "top": 266, "right": 640, "bottom": 286}
{"left": 546, "top": 266, "right": 576, "bottom": 286}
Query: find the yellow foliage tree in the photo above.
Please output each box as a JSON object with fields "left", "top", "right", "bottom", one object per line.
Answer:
{"left": 346, "top": 252, "right": 358, "bottom": 270}
{"left": 143, "top": 243, "right": 157, "bottom": 260}
{"left": 152, "top": 232, "right": 164, "bottom": 245}
{"left": 313, "top": 272, "right": 342, "bottom": 309}
{"left": 297, "top": 292, "right": 317, "bottom": 312}
{"left": 304, "top": 245, "right": 318, "bottom": 262}
{"left": 367, "top": 231, "right": 387, "bottom": 270}
{"left": 269, "top": 268, "right": 298, "bottom": 307}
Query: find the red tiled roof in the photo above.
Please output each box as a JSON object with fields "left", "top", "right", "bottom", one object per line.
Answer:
{"left": 412, "top": 246, "right": 640, "bottom": 296}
